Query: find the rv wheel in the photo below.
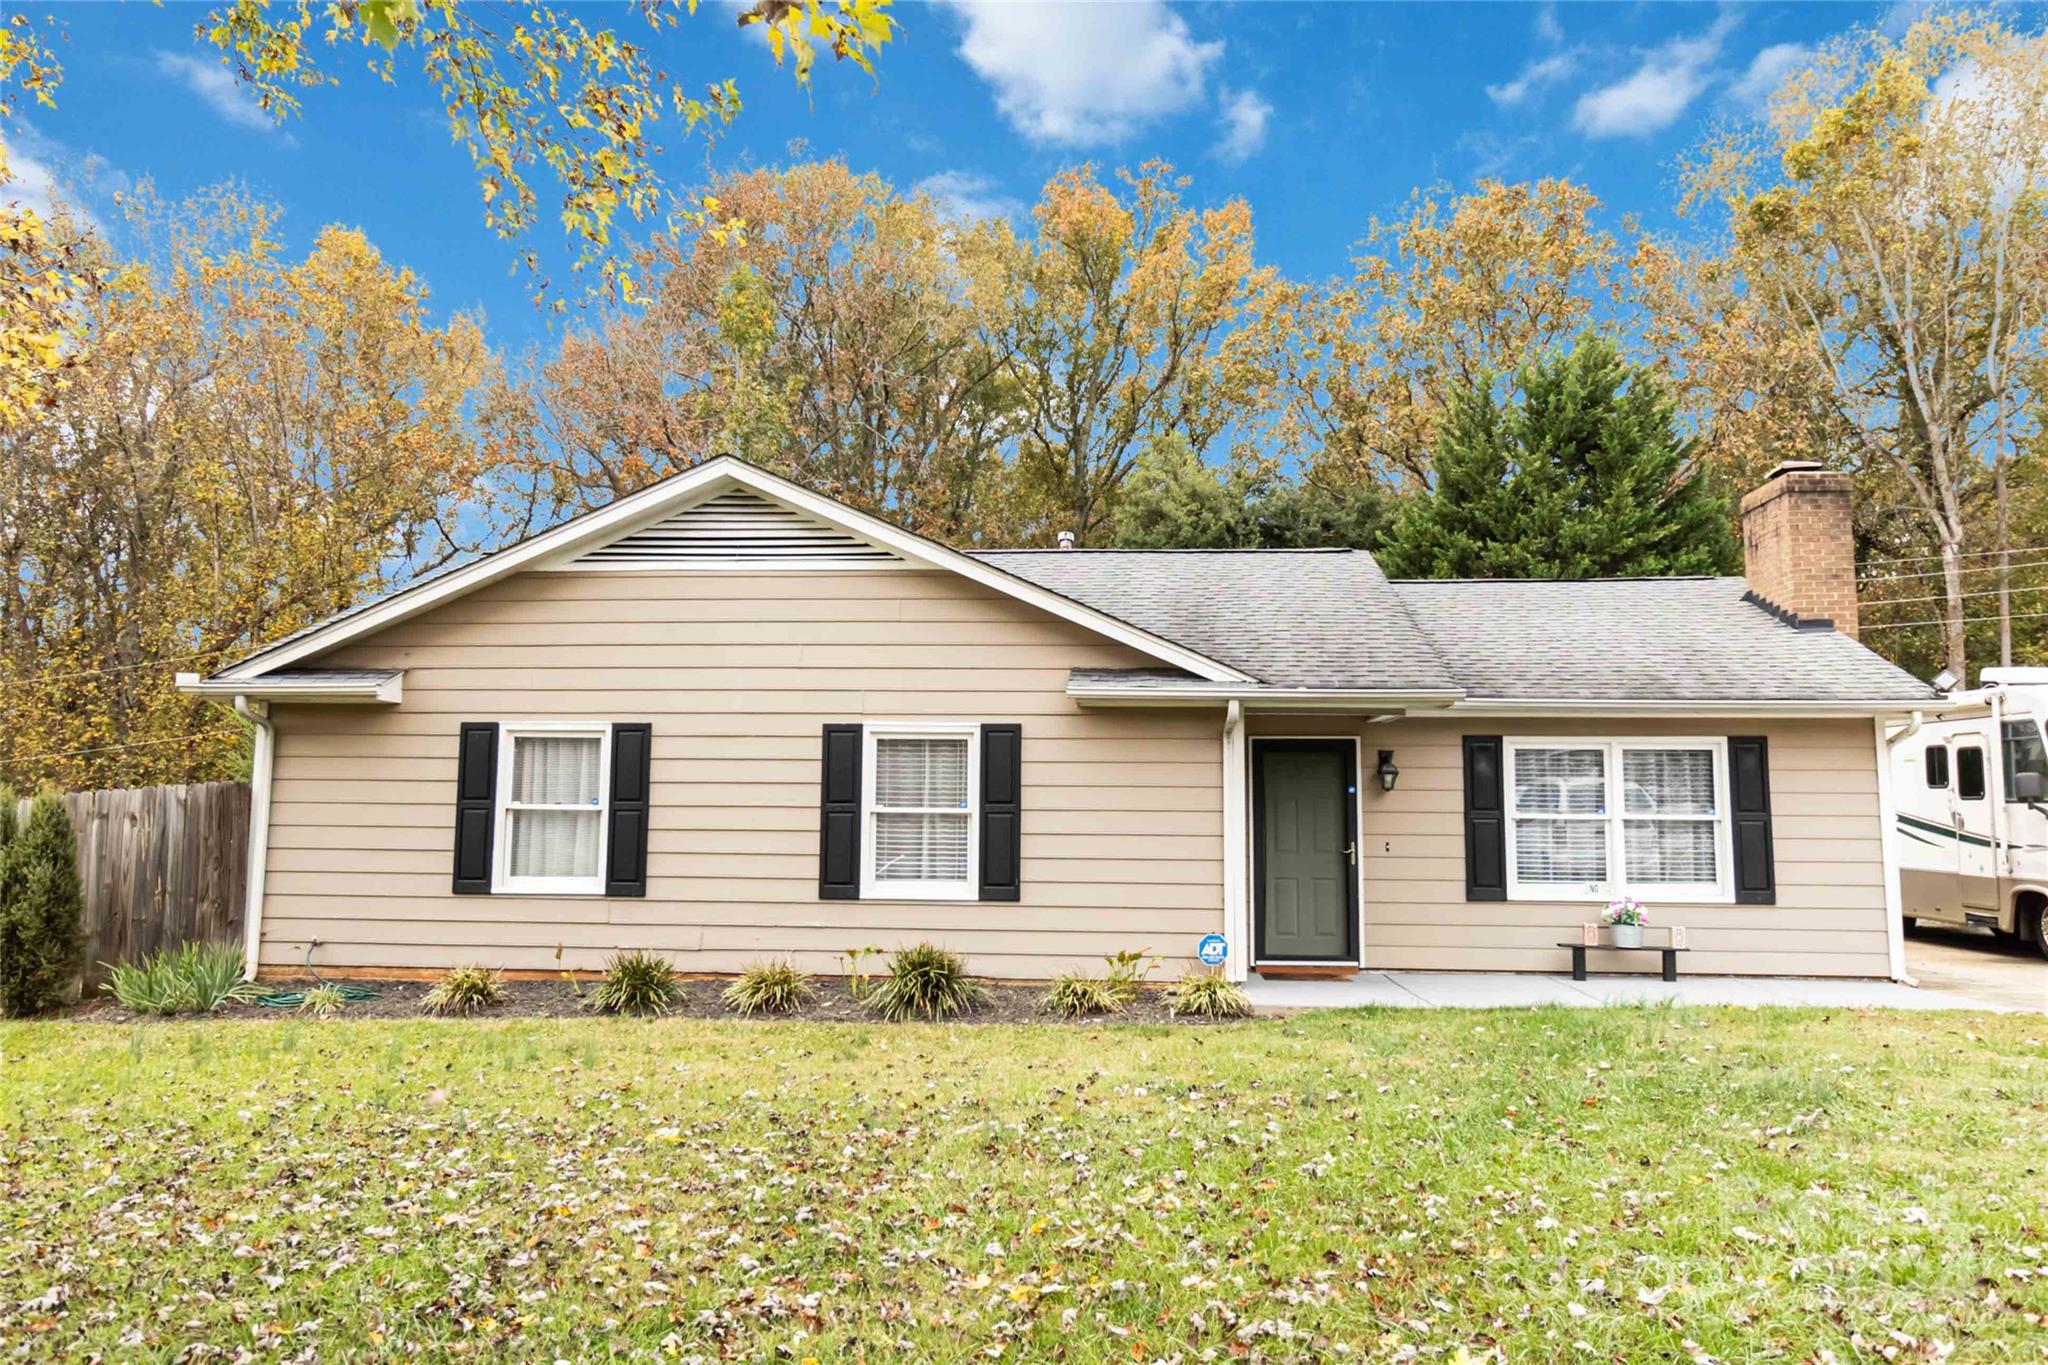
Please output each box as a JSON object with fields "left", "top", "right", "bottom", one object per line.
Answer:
{"left": 2033, "top": 901, "right": 2048, "bottom": 962}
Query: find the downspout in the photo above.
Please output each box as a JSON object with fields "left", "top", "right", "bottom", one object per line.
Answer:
{"left": 235, "top": 697, "right": 274, "bottom": 983}
{"left": 1221, "top": 699, "right": 1248, "bottom": 983}
{"left": 1874, "top": 713, "right": 1914, "bottom": 985}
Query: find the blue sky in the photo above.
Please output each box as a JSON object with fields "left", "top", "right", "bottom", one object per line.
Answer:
{"left": 7, "top": 2, "right": 1941, "bottom": 360}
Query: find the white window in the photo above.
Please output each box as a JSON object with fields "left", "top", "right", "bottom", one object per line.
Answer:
{"left": 862, "top": 723, "right": 979, "bottom": 900}
{"left": 1505, "top": 738, "right": 1730, "bottom": 902}
{"left": 494, "top": 725, "right": 609, "bottom": 894}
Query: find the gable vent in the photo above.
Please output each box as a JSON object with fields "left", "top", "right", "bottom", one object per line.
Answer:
{"left": 576, "top": 489, "right": 902, "bottom": 569}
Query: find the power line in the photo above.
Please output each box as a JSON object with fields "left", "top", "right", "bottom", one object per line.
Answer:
{"left": 1860, "top": 543, "right": 2048, "bottom": 567}
{"left": 1861, "top": 609, "right": 2048, "bottom": 632}
{"left": 1862, "top": 581, "right": 2048, "bottom": 609}
{"left": 1859, "top": 554, "right": 2048, "bottom": 585}
{"left": 2, "top": 729, "right": 243, "bottom": 765}
{"left": 0, "top": 644, "right": 241, "bottom": 689}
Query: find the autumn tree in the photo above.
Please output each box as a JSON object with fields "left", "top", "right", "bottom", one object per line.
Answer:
{"left": 992, "top": 161, "right": 1284, "bottom": 545}
{"left": 1377, "top": 336, "right": 1738, "bottom": 580}
{"left": 0, "top": 187, "right": 505, "bottom": 789}
{"left": 0, "top": 16, "right": 84, "bottom": 424}
{"left": 0, "top": 2, "right": 895, "bottom": 309}
{"left": 1287, "top": 178, "right": 1626, "bottom": 493}
{"left": 1681, "top": 12, "right": 2048, "bottom": 680}
{"left": 528, "top": 159, "right": 1020, "bottom": 542}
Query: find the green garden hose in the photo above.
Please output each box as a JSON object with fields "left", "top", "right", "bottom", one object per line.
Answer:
{"left": 252, "top": 942, "right": 381, "bottom": 1008}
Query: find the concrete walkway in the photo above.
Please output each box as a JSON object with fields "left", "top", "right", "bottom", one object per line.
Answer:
{"left": 1244, "top": 970, "right": 2015, "bottom": 1013}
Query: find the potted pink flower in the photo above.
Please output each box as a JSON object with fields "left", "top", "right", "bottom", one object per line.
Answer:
{"left": 1603, "top": 896, "right": 1649, "bottom": 949}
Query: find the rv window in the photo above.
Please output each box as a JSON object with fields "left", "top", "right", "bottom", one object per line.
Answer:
{"left": 2000, "top": 721, "right": 2048, "bottom": 803}
{"left": 1957, "top": 746, "right": 1986, "bottom": 801}
{"left": 1924, "top": 746, "right": 1949, "bottom": 789}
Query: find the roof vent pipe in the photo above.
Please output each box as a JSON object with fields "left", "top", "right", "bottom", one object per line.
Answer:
{"left": 1057, "top": 530, "right": 1076, "bottom": 550}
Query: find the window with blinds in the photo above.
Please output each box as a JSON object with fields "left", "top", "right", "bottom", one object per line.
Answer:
{"left": 1506, "top": 739, "right": 1729, "bottom": 900}
{"left": 864, "top": 727, "right": 978, "bottom": 898}
{"left": 497, "top": 728, "right": 607, "bottom": 891}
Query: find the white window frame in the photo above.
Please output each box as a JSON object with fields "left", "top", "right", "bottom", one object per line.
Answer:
{"left": 861, "top": 721, "right": 980, "bottom": 902}
{"left": 1504, "top": 737, "right": 1732, "bottom": 904}
{"left": 492, "top": 721, "right": 611, "bottom": 896}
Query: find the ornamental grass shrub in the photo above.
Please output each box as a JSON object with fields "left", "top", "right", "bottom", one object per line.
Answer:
{"left": 865, "top": 942, "right": 983, "bottom": 1022}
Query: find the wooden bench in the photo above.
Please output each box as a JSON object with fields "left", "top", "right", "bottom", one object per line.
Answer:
{"left": 1556, "top": 940, "right": 1688, "bottom": 982}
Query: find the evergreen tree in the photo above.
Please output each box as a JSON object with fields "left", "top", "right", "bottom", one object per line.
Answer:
{"left": 1110, "top": 436, "right": 1391, "bottom": 551}
{"left": 0, "top": 792, "right": 83, "bottom": 1017}
{"left": 1109, "top": 436, "right": 1248, "bottom": 549}
{"left": 1249, "top": 481, "right": 1387, "bottom": 550}
{"left": 1376, "top": 335, "right": 1739, "bottom": 579}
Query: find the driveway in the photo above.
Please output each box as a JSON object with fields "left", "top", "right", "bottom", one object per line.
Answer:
{"left": 1906, "top": 925, "right": 2048, "bottom": 1013}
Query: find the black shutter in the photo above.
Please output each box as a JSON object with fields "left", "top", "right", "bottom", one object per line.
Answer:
{"left": 1729, "top": 735, "right": 1776, "bottom": 905}
{"left": 979, "top": 723, "right": 1022, "bottom": 902}
{"left": 605, "top": 723, "right": 653, "bottom": 897}
{"left": 819, "top": 723, "right": 863, "bottom": 900}
{"left": 1463, "top": 735, "right": 1507, "bottom": 901}
{"left": 452, "top": 722, "right": 499, "bottom": 894}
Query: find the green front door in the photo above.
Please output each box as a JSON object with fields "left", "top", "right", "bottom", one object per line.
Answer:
{"left": 1254, "top": 740, "right": 1357, "bottom": 962}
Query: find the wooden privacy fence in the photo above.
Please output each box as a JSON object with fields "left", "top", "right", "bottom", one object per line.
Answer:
{"left": 15, "top": 781, "right": 250, "bottom": 985}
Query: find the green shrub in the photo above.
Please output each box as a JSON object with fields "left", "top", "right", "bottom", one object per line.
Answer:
{"left": 586, "top": 950, "right": 682, "bottom": 1016}
{"left": 1103, "top": 948, "right": 1158, "bottom": 1006}
{"left": 103, "top": 943, "right": 256, "bottom": 1016}
{"left": 296, "top": 984, "right": 348, "bottom": 1018}
{"left": 422, "top": 965, "right": 507, "bottom": 1016}
{"left": 0, "top": 790, "right": 84, "bottom": 1017}
{"left": 723, "top": 959, "right": 814, "bottom": 1016}
{"left": 1042, "top": 972, "right": 1123, "bottom": 1019}
{"left": 1165, "top": 969, "right": 1253, "bottom": 1020}
{"left": 865, "top": 942, "right": 983, "bottom": 1022}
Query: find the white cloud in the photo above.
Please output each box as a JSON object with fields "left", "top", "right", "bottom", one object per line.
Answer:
{"left": 1728, "top": 42, "right": 1812, "bottom": 111}
{"left": 0, "top": 127, "right": 102, "bottom": 231}
{"left": 1535, "top": 3, "right": 1564, "bottom": 46}
{"left": 914, "top": 169, "right": 1022, "bottom": 223}
{"left": 154, "top": 51, "right": 284, "bottom": 135}
{"left": 941, "top": 0, "right": 1222, "bottom": 145}
{"left": 1487, "top": 51, "right": 1576, "bottom": 107}
{"left": 1212, "top": 88, "right": 1271, "bottom": 162}
{"left": 1572, "top": 13, "right": 1739, "bottom": 139}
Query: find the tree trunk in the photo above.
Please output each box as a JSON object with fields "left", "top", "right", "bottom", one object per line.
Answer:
{"left": 1997, "top": 455, "right": 2013, "bottom": 669}
{"left": 1941, "top": 534, "right": 1968, "bottom": 683}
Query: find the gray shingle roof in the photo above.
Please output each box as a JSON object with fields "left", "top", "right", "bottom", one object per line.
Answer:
{"left": 974, "top": 549, "right": 1459, "bottom": 691}
{"left": 1390, "top": 576, "right": 1935, "bottom": 702}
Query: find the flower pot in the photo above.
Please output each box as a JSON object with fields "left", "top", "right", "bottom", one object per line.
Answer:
{"left": 1610, "top": 923, "right": 1643, "bottom": 949}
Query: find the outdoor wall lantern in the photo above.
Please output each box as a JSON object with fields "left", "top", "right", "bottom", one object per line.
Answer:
{"left": 1376, "top": 749, "right": 1400, "bottom": 792}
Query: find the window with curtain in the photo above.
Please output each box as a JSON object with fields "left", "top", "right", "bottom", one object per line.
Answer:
{"left": 497, "top": 729, "right": 607, "bottom": 891}
{"left": 865, "top": 728, "right": 977, "bottom": 897}
{"left": 1506, "top": 739, "right": 1729, "bottom": 900}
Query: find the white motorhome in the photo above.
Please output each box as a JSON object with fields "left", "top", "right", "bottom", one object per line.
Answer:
{"left": 1890, "top": 667, "right": 2048, "bottom": 958}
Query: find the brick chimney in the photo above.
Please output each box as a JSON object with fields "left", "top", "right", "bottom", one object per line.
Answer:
{"left": 1739, "top": 460, "right": 1859, "bottom": 639}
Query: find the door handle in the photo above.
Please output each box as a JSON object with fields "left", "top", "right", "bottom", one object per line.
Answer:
{"left": 1345, "top": 841, "right": 1358, "bottom": 865}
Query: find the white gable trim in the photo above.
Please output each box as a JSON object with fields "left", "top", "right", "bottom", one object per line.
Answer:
{"left": 217, "top": 458, "right": 1253, "bottom": 684}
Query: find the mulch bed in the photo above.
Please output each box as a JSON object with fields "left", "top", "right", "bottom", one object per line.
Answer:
{"left": 61, "top": 977, "right": 1232, "bottom": 1026}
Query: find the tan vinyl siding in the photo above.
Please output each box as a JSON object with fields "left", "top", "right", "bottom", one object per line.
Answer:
{"left": 259, "top": 569, "right": 1224, "bottom": 978}
{"left": 1248, "top": 713, "right": 1891, "bottom": 978}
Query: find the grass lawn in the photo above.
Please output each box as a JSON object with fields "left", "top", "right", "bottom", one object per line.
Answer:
{"left": 3, "top": 1008, "right": 2044, "bottom": 1362}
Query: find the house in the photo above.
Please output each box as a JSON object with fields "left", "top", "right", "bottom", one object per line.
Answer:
{"left": 177, "top": 457, "right": 1937, "bottom": 985}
